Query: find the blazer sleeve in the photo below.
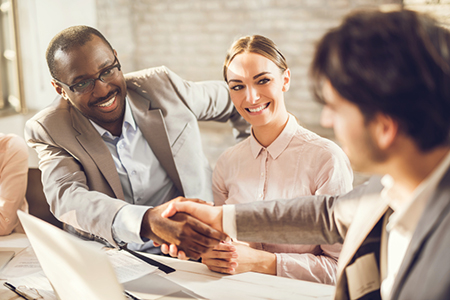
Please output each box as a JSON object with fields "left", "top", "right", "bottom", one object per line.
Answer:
{"left": 0, "top": 134, "right": 29, "bottom": 235}
{"left": 234, "top": 182, "right": 371, "bottom": 245}
{"left": 24, "top": 113, "right": 127, "bottom": 246}
{"left": 127, "top": 66, "right": 250, "bottom": 142}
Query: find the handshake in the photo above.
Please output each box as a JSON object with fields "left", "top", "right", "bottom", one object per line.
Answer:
{"left": 140, "top": 197, "right": 226, "bottom": 260}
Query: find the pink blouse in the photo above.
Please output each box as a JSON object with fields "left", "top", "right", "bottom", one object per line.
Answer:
{"left": 0, "top": 134, "right": 28, "bottom": 235}
{"left": 213, "top": 114, "right": 353, "bottom": 284}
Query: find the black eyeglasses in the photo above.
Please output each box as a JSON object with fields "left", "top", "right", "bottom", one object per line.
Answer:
{"left": 53, "top": 56, "right": 121, "bottom": 94}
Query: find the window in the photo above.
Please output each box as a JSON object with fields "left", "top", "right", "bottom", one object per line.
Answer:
{"left": 0, "top": 0, "right": 26, "bottom": 115}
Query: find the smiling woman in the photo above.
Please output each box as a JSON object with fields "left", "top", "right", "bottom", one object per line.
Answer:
{"left": 225, "top": 51, "right": 290, "bottom": 147}
{"left": 199, "top": 35, "right": 354, "bottom": 284}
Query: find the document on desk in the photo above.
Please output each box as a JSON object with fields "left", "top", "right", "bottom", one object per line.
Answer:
{"left": 4, "top": 249, "right": 158, "bottom": 300}
{"left": 221, "top": 272, "right": 335, "bottom": 300}
{"left": 6, "top": 271, "right": 57, "bottom": 300}
{"left": 0, "top": 246, "right": 42, "bottom": 279}
{"left": 105, "top": 248, "right": 158, "bottom": 283}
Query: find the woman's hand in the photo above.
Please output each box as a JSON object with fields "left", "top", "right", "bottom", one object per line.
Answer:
{"left": 202, "top": 241, "right": 277, "bottom": 275}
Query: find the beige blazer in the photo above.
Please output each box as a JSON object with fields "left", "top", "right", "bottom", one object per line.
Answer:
{"left": 0, "top": 133, "right": 28, "bottom": 235}
{"left": 234, "top": 173, "right": 450, "bottom": 300}
{"left": 25, "top": 66, "right": 249, "bottom": 246}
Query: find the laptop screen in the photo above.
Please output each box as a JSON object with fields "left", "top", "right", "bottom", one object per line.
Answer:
{"left": 18, "top": 211, "right": 126, "bottom": 300}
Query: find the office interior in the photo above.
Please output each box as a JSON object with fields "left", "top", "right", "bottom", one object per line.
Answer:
{"left": 0, "top": 0, "right": 446, "bottom": 259}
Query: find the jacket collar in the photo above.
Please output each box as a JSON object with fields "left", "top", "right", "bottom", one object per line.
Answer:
{"left": 126, "top": 89, "right": 184, "bottom": 195}
{"left": 69, "top": 91, "right": 184, "bottom": 199}
{"left": 70, "top": 104, "right": 125, "bottom": 200}
{"left": 336, "top": 176, "right": 387, "bottom": 285}
{"left": 390, "top": 165, "right": 450, "bottom": 299}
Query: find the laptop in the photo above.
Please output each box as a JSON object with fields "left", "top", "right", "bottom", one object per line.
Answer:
{"left": 17, "top": 211, "right": 201, "bottom": 300}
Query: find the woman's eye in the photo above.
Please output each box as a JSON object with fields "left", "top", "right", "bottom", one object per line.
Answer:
{"left": 258, "top": 78, "right": 270, "bottom": 85}
{"left": 230, "top": 85, "right": 244, "bottom": 91}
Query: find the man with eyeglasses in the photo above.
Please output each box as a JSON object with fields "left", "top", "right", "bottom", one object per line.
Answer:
{"left": 24, "top": 25, "right": 248, "bottom": 258}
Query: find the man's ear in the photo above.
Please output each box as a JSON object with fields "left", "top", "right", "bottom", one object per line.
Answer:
{"left": 282, "top": 68, "right": 291, "bottom": 92}
{"left": 372, "top": 113, "right": 398, "bottom": 150}
{"left": 51, "top": 80, "right": 69, "bottom": 100}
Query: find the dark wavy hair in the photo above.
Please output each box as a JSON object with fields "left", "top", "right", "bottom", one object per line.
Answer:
{"left": 46, "top": 25, "right": 113, "bottom": 79}
{"left": 310, "top": 9, "right": 450, "bottom": 151}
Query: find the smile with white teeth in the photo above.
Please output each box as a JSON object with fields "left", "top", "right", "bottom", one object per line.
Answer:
{"left": 246, "top": 103, "right": 269, "bottom": 113}
{"left": 97, "top": 94, "right": 116, "bottom": 107}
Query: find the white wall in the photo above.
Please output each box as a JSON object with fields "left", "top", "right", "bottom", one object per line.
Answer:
{"left": 17, "top": 0, "right": 97, "bottom": 111}
{"left": 0, "top": 0, "right": 97, "bottom": 166}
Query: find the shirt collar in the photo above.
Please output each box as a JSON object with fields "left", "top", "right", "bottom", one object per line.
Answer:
{"left": 90, "top": 97, "right": 137, "bottom": 139}
{"left": 382, "top": 150, "right": 450, "bottom": 236}
{"left": 249, "top": 114, "right": 297, "bottom": 160}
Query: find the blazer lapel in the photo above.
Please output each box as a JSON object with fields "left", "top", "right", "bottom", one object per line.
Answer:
{"left": 337, "top": 177, "right": 388, "bottom": 278}
{"left": 390, "top": 166, "right": 450, "bottom": 299}
{"left": 71, "top": 108, "right": 124, "bottom": 200}
{"left": 337, "top": 194, "right": 388, "bottom": 277}
{"left": 128, "top": 95, "right": 184, "bottom": 195}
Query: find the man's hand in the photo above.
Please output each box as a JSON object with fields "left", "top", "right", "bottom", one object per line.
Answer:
{"left": 202, "top": 241, "right": 276, "bottom": 275}
{"left": 141, "top": 197, "right": 226, "bottom": 260}
{"left": 158, "top": 199, "right": 225, "bottom": 259}
{"left": 161, "top": 200, "right": 224, "bottom": 231}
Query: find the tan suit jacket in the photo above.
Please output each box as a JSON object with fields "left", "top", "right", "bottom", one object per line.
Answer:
{"left": 25, "top": 66, "right": 249, "bottom": 246}
{"left": 235, "top": 173, "right": 450, "bottom": 300}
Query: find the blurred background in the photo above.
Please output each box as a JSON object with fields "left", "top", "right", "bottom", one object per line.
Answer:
{"left": 1, "top": 0, "right": 448, "bottom": 185}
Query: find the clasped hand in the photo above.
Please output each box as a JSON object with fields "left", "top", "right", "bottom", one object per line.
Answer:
{"left": 151, "top": 198, "right": 276, "bottom": 276}
{"left": 201, "top": 241, "right": 276, "bottom": 275}
{"left": 140, "top": 197, "right": 226, "bottom": 260}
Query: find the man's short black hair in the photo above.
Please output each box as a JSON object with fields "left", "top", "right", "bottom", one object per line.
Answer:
{"left": 310, "top": 9, "right": 450, "bottom": 151}
{"left": 46, "top": 25, "right": 114, "bottom": 79}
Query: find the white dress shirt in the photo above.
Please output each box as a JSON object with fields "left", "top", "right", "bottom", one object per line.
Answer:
{"left": 91, "top": 98, "right": 181, "bottom": 248}
{"left": 380, "top": 150, "right": 450, "bottom": 299}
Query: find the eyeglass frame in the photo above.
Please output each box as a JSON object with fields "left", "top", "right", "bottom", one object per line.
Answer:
{"left": 52, "top": 55, "right": 121, "bottom": 94}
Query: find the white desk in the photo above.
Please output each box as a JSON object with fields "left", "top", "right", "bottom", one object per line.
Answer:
{"left": 149, "top": 254, "right": 334, "bottom": 300}
{"left": 0, "top": 233, "right": 334, "bottom": 300}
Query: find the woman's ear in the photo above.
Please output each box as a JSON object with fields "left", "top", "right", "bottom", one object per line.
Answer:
{"left": 282, "top": 68, "right": 291, "bottom": 92}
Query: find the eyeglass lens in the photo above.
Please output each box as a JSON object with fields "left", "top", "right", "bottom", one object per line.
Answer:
{"left": 73, "top": 65, "right": 120, "bottom": 94}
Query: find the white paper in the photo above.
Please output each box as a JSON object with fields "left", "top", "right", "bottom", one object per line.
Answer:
{"left": 2, "top": 248, "right": 157, "bottom": 299}
{"left": 7, "top": 271, "right": 57, "bottom": 300}
{"left": 105, "top": 249, "right": 158, "bottom": 283}
{"left": 345, "top": 252, "right": 380, "bottom": 300}
{"left": 0, "top": 246, "right": 42, "bottom": 279}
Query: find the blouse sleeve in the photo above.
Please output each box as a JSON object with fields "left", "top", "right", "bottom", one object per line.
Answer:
{"left": 0, "top": 134, "right": 29, "bottom": 235}
{"left": 275, "top": 243, "right": 341, "bottom": 284}
{"left": 314, "top": 143, "right": 353, "bottom": 196}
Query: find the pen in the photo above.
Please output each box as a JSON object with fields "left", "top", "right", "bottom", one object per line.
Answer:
{"left": 4, "top": 282, "right": 43, "bottom": 300}
{"left": 120, "top": 247, "right": 175, "bottom": 274}
{"left": 124, "top": 290, "right": 141, "bottom": 300}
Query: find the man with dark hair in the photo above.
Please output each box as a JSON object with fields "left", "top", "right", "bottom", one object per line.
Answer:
{"left": 162, "top": 9, "right": 450, "bottom": 300}
{"left": 25, "top": 25, "right": 249, "bottom": 258}
{"left": 46, "top": 26, "right": 114, "bottom": 79}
